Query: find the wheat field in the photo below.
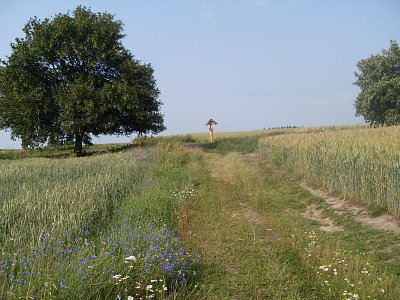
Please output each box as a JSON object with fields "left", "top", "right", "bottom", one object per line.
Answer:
{"left": 259, "top": 126, "right": 400, "bottom": 215}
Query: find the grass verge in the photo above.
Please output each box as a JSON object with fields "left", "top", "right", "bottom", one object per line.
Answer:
{"left": 0, "top": 145, "right": 199, "bottom": 299}
{"left": 175, "top": 148, "right": 400, "bottom": 299}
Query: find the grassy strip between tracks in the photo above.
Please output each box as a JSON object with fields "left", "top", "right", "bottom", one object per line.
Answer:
{"left": 176, "top": 146, "right": 400, "bottom": 299}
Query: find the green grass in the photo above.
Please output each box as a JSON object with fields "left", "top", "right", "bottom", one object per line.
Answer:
{"left": 172, "top": 145, "right": 400, "bottom": 299}
{"left": 0, "top": 145, "right": 199, "bottom": 299}
{"left": 1, "top": 129, "right": 399, "bottom": 299}
{"left": 203, "top": 135, "right": 262, "bottom": 153}
{"left": 0, "top": 143, "right": 136, "bottom": 159}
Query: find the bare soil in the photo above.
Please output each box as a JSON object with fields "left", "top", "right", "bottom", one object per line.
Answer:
{"left": 302, "top": 203, "right": 345, "bottom": 233}
{"left": 302, "top": 182, "right": 400, "bottom": 234}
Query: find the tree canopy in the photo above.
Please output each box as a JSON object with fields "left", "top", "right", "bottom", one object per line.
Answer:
{"left": 354, "top": 40, "right": 400, "bottom": 126}
{"left": 0, "top": 6, "right": 165, "bottom": 155}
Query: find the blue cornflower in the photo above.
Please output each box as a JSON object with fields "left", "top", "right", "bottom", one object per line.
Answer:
{"left": 0, "top": 264, "right": 8, "bottom": 269}
{"left": 9, "top": 274, "right": 14, "bottom": 279}
{"left": 60, "top": 278, "right": 67, "bottom": 289}
{"left": 22, "top": 271, "right": 32, "bottom": 276}
{"left": 162, "top": 264, "right": 172, "bottom": 273}
{"left": 31, "top": 251, "right": 38, "bottom": 256}
{"left": 31, "top": 296, "right": 39, "bottom": 299}
{"left": 22, "top": 257, "right": 30, "bottom": 264}
{"left": 91, "top": 255, "right": 97, "bottom": 260}
{"left": 16, "top": 278, "right": 26, "bottom": 286}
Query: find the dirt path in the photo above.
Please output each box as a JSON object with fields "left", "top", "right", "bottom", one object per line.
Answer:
{"left": 180, "top": 150, "right": 400, "bottom": 298}
{"left": 302, "top": 203, "right": 345, "bottom": 233}
{"left": 183, "top": 152, "right": 305, "bottom": 299}
{"left": 247, "top": 152, "right": 400, "bottom": 235}
{"left": 302, "top": 182, "right": 400, "bottom": 234}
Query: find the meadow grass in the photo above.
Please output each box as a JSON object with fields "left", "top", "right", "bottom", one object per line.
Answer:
{"left": 259, "top": 125, "right": 400, "bottom": 215}
{"left": 0, "top": 143, "right": 135, "bottom": 160}
{"left": 1, "top": 129, "right": 399, "bottom": 299}
{"left": 175, "top": 148, "right": 400, "bottom": 299}
{"left": 0, "top": 145, "right": 199, "bottom": 299}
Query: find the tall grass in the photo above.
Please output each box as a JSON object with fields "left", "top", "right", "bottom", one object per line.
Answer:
{"left": 0, "top": 152, "right": 135, "bottom": 247}
{"left": 0, "top": 146, "right": 199, "bottom": 299}
{"left": 259, "top": 126, "right": 400, "bottom": 215}
{"left": 0, "top": 143, "right": 134, "bottom": 160}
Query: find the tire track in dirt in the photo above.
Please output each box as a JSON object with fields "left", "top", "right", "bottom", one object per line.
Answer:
{"left": 302, "top": 182, "right": 400, "bottom": 234}
{"left": 302, "top": 203, "right": 345, "bottom": 233}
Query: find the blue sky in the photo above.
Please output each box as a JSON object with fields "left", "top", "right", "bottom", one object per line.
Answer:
{"left": 1, "top": 0, "right": 399, "bottom": 148}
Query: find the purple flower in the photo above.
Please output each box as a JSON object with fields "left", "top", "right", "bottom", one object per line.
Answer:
{"left": 60, "top": 278, "right": 67, "bottom": 289}
{"left": 22, "top": 271, "right": 32, "bottom": 276}
{"left": 16, "top": 278, "right": 26, "bottom": 286}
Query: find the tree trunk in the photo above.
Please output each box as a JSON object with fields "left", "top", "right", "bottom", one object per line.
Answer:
{"left": 74, "top": 132, "right": 83, "bottom": 156}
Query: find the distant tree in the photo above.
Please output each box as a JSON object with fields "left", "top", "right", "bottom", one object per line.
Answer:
{"left": 354, "top": 40, "right": 400, "bottom": 126}
{"left": 0, "top": 6, "right": 165, "bottom": 155}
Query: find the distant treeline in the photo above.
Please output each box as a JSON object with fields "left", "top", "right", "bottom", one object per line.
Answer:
{"left": 264, "top": 125, "right": 302, "bottom": 130}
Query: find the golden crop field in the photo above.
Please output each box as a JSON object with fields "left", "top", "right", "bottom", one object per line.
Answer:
{"left": 259, "top": 126, "right": 400, "bottom": 215}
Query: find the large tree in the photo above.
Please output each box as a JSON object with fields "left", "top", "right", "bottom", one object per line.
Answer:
{"left": 0, "top": 6, "right": 165, "bottom": 155}
{"left": 354, "top": 40, "right": 400, "bottom": 126}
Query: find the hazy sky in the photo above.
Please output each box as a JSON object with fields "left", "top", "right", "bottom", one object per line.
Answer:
{"left": 1, "top": 0, "right": 399, "bottom": 148}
